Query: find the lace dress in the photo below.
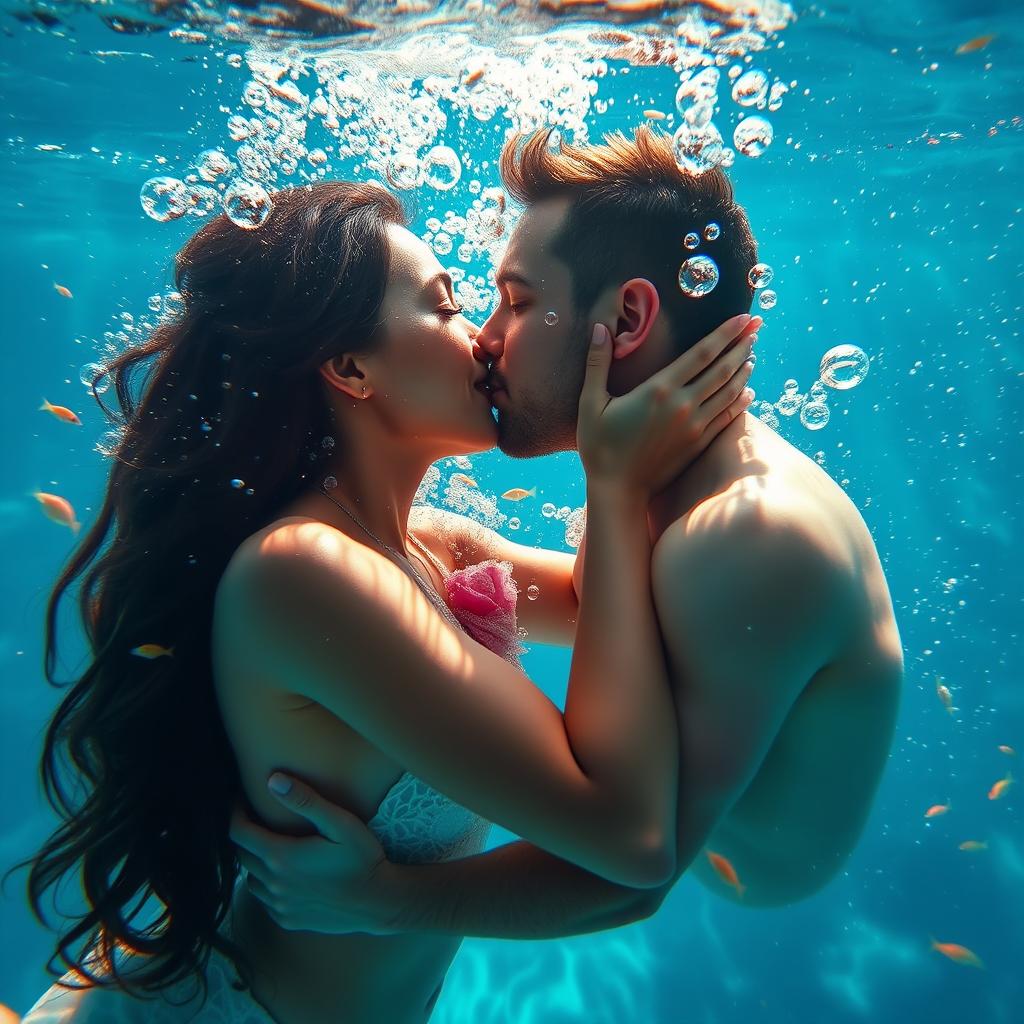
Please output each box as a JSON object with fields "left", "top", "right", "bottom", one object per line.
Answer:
{"left": 22, "top": 548, "right": 526, "bottom": 1024}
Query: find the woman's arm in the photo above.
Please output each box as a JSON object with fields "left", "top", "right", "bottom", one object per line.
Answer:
{"left": 224, "top": 317, "right": 755, "bottom": 889}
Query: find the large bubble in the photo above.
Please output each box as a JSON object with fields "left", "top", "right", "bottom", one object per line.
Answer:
{"left": 386, "top": 151, "right": 422, "bottom": 190}
{"left": 734, "top": 116, "right": 774, "bottom": 157}
{"left": 675, "top": 68, "right": 720, "bottom": 113}
{"left": 731, "top": 69, "right": 769, "bottom": 107}
{"left": 758, "top": 289, "right": 777, "bottom": 310}
{"left": 800, "top": 401, "right": 831, "bottom": 431}
{"left": 424, "top": 145, "right": 462, "bottom": 191}
{"left": 140, "top": 176, "right": 189, "bottom": 222}
{"left": 223, "top": 181, "right": 273, "bottom": 230}
{"left": 819, "top": 344, "right": 870, "bottom": 390}
{"left": 196, "top": 149, "right": 233, "bottom": 182}
{"left": 748, "top": 262, "right": 774, "bottom": 289}
{"left": 673, "top": 122, "right": 724, "bottom": 175}
{"left": 678, "top": 255, "right": 720, "bottom": 298}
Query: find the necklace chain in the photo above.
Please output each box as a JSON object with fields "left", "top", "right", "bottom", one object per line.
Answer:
{"left": 317, "top": 481, "right": 461, "bottom": 629}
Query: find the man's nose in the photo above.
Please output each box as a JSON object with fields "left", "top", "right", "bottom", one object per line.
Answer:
{"left": 473, "top": 317, "right": 505, "bottom": 363}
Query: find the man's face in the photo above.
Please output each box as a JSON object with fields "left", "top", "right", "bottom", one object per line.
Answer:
{"left": 475, "top": 197, "right": 591, "bottom": 458}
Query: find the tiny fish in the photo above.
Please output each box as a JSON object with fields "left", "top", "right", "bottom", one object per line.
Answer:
{"left": 130, "top": 643, "right": 175, "bottom": 659}
{"left": 36, "top": 144, "right": 64, "bottom": 152}
{"left": 935, "top": 676, "right": 957, "bottom": 713}
{"left": 988, "top": 771, "right": 1013, "bottom": 801}
{"left": 955, "top": 34, "right": 996, "bottom": 55}
{"left": 39, "top": 398, "right": 82, "bottom": 425}
{"left": 54, "top": 283, "right": 73, "bottom": 298}
{"left": 643, "top": 110, "right": 667, "bottom": 121}
{"left": 958, "top": 841, "right": 988, "bottom": 852}
{"left": 998, "top": 744, "right": 1015, "bottom": 756}
{"left": 930, "top": 937, "right": 985, "bottom": 969}
{"left": 925, "top": 803, "right": 951, "bottom": 818}
{"left": 33, "top": 491, "right": 80, "bottom": 534}
{"left": 464, "top": 67, "right": 486, "bottom": 86}
{"left": 705, "top": 850, "right": 745, "bottom": 898}
{"left": 450, "top": 473, "right": 478, "bottom": 489}
{"left": 501, "top": 487, "right": 537, "bottom": 501}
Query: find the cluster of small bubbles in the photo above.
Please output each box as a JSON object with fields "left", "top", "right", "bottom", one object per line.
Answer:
{"left": 386, "top": 151, "right": 422, "bottom": 191}
{"left": 814, "top": 451, "right": 827, "bottom": 466}
{"left": 321, "top": 435, "right": 335, "bottom": 451}
{"left": 140, "top": 176, "right": 189, "bottom": 222}
{"left": 942, "top": 577, "right": 959, "bottom": 594}
{"left": 424, "top": 146, "right": 462, "bottom": 191}
{"left": 544, "top": 311, "right": 559, "bottom": 326}
{"left": 79, "top": 362, "right": 111, "bottom": 394}
{"left": 734, "top": 116, "right": 774, "bottom": 157}
{"left": 748, "top": 263, "right": 773, "bottom": 289}
{"left": 454, "top": 274, "right": 497, "bottom": 316}
{"left": 196, "top": 149, "right": 233, "bottom": 182}
{"left": 768, "top": 81, "right": 789, "bottom": 112}
{"left": 200, "top": 419, "right": 213, "bottom": 433}
{"left": 148, "top": 294, "right": 162, "bottom": 312}
{"left": 164, "top": 291, "right": 185, "bottom": 316}
{"left": 756, "top": 401, "right": 780, "bottom": 429}
{"left": 468, "top": 179, "right": 482, "bottom": 194}
{"left": 675, "top": 68, "right": 720, "bottom": 113}
{"left": 819, "top": 344, "right": 869, "bottom": 390}
{"left": 776, "top": 390, "right": 804, "bottom": 416}
{"left": 433, "top": 232, "right": 453, "bottom": 256}
{"left": 678, "top": 255, "right": 720, "bottom": 298}
{"left": 784, "top": 378, "right": 798, "bottom": 394}
{"left": 227, "top": 114, "right": 253, "bottom": 142}
{"left": 683, "top": 231, "right": 701, "bottom": 250}
{"left": 243, "top": 81, "right": 270, "bottom": 109}
{"left": 453, "top": 456, "right": 473, "bottom": 469}
{"left": 758, "top": 288, "right": 777, "bottom": 310}
{"left": 703, "top": 222, "right": 720, "bottom": 241}
{"left": 731, "top": 69, "right": 769, "bottom": 107}
{"left": 508, "top": 517, "right": 521, "bottom": 531}
{"left": 323, "top": 474, "right": 339, "bottom": 490}
{"left": 672, "top": 122, "right": 724, "bottom": 175}
{"left": 186, "top": 183, "right": 221, "bottom": 218}
{"left": 425, "top": 217, "right": 442, "bottom": 232}
{"left": 307, "top": 148, "right": 328, "bottom": 167}
{"left": 413, "top": 465, "right": 440, "bottom": 505}
{"left": 809, "top": 381, "right": 828, "bottom": 401}
{"left": 800, "top": 401, "right": 830, "bottom": 431}
{"left": 541, "top": 502, "right": 558, "bottom": 518}
{"left": 226, "top": 53, "right": 244, "bottom": 70}
{"left": 224, "top": 181, "right": 273, "bottom": 229}
{"left": 527, "top": 584, "right": 541, "bottom": 601}
{"left": 556, "top": 506, "right": 572, "bottom": 520}
{"left": 565, "top": 506, "right": 586, "bottom": 549}
{"left": 443, "top": 482, "right": 505, "bottom": 530}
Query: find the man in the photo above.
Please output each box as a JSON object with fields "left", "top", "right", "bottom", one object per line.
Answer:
{"left": 232, "top": 126, "right": 903, "bottom": 938}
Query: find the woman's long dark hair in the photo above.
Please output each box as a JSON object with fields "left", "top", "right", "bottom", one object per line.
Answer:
{"left": 5, "top": 180, "right": 406, "bottom": 1002}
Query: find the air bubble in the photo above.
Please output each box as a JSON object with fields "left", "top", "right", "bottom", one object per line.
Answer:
{"left": 196, "top": 149, "right": 233, "bottom": 182}
{"left": 230, "top": 478, "right": 245, "bottom": 489}
{"left": 140, "top": 176, "right": 189, "bottom": 222}
{"left": 509, "top": 517, "right": 521, "bottom": 531}
{"left": 758, "top": 289, "right": 777, "bottom": 310}
{"left": 541, "top": 502, "right": 557, "bottom": 518}
{"left": 223, "top": 181, "right": 273, "bottom": 230}
{"left": 527, "top": 584, "right": 540, "bottom": 601}
{"left": 703, "top": 222, "right": 720, "bottom": 241}
{"left": 424, "top": 146, "right": 462, "bottom": 192}
{"left": 747, "top": 263, "right": 774, "bottom": 289}
{"left": 734, "top": 116, "right": 774, "bottom": 158}
{"left": 672, "top": 123, "right": 724, "bottom": 175}
{"left": 819, "top": 345, "right": 869, "bottom": 390}
{"left": 544, "top": 311, "right": 559, "bottom": 326}
{"left": 678, "top": 255, "right": 720, "bottom": 298}
{"left": 800, "top": 401, "right": 830, "bottom": 431}
{"left": 732, "top": 70, "right": 769, "bottom": 107}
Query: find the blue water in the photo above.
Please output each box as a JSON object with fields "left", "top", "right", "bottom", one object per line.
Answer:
{"left": 1, "top": 2, "right": 1022, "bottom": 1021}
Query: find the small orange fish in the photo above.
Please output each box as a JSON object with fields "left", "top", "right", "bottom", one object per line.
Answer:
{"left": 930, "top": 936, "right": 984, "bottom": 968}
{"left": 450, "top": 473, "right": 478, "bottom": 489}
{"left": 998, "top": 745, "right": 1015, "bottom": 756}
{"left": 464, "top": 67, "right": 486, "bottom": 87}
{"left": 955, "top": 34, "right": 996, "bottom": 55}
{"left": 501, "top": 487, "right": 536, "bottom": 501}
{"left": 130, "top": 643, "right": 175, "bottom": 659}
{"left": 925, "top": 803, "right": 951, "bottom": 818}
{"left": 643, "top": 110, "right": 667, "bottom": 121}
{"left": 0, "top": 1002, "right": 20, "bottom": 1024}
{"left": 705, "top": 850, "right": 745, "bottom": 897}
{"left": 39, "top": 398, "right": 82, "bottom": 425}
{"left": 33, "top": 491, "right": 80, "bottom": 533}
{"left": 935, "top": 677, "right": 957, "bottom": 714}
{"left": 988, "top": 771, "right": 1013, "bottom": 801}
{"left": 54, "top": 283, "right": 73, "bottom": 298}
{"left": 958, "top": 841, "right": 988, "bottom": 852}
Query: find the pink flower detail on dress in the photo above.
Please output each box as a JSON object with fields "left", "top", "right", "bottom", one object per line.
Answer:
{"left": 445, "top": 559, "right": 525, "bottom": 667}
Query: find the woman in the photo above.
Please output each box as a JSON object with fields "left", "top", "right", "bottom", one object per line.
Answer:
{"left": 17, "top": 180, "right": 755, "bottom": 1023}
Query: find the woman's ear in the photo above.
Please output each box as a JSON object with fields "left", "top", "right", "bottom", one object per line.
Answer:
{"left": 610, "top": 278, "right": 661, "bottom": 359}
{"left": 319, "top": 354, "right": 371, "bottom": 400}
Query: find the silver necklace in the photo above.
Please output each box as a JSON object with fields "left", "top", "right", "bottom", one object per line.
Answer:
{"left": 317, "top": 481, "right": 464, "bottom": 632}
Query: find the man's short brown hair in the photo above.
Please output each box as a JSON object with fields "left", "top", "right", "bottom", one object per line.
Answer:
{"left": 500, "top": 126, "right": 758, "bottom": 352}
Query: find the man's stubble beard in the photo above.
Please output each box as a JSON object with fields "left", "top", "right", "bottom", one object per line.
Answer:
{"left": 496, "top": 311, "right": 590, "bottom": 459}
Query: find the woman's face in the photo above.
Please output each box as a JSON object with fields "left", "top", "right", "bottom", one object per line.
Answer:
{"left": 363, "top": 224, "right": 497, "bottom": 455}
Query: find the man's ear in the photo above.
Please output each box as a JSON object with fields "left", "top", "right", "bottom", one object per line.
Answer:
{"left": 319, "top": 353, "right": 371, "bottom": 400}
{"left": 610, "top": 279, "right": 661, "bottom": 359}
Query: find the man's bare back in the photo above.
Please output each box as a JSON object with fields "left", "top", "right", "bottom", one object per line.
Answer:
{"left": 643, "top": 411, "right": 903, "bottom": 907}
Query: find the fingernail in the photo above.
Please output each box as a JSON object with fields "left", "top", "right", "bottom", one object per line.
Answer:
{"left": 268, "top": 773, "right": 292, "bottom": 796}
{"left": 744, "top": 387, "right": 756, "bottom": 401}
{"left": 749, "top": 333, "right": 759, "bottom": 345}
{"left": 745, "top": 354, "right": 757, "bottom": 366}
{"left": 591, "top": 324, "right": 606, "bottom": 346}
